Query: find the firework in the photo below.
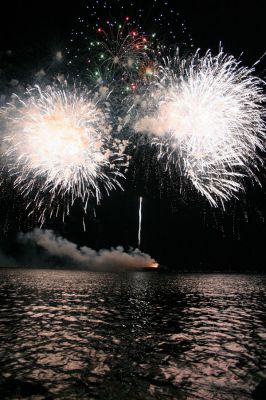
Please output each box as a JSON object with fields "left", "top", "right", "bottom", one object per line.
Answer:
{"left": 134, "top": 50, "right": 266, "bottom": 206}
{"left": 67, "top": 16, "right": 154, "bottom": 90}
{"left": 96, "top": 22, "right": 151, "bottom": 82}
{"left": 66, "top": 0, "right": 192, "bottom": 90}
{"left": 1, "top": 84, "right": 129, "bottom": 223}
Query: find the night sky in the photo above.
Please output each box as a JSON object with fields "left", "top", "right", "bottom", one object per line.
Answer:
{"left": 0, "top": 0, "right": 265, "bottom": 270}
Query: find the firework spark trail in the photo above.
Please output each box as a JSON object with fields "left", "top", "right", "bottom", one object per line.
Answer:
{"left": 0, "top": 84, "right": 129, "bottom": 223}
{"left": 97, "top": 23, "right": 150, "bottom": 75}
{"left": 134, "top": 50, "right": 266, "bottom": 206}
{"left": 138, "top": 196, "right": 142, "bottom": 248}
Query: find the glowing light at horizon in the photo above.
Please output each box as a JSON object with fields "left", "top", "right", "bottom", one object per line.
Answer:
{"left": 148, "top": 261, "right": 159, "bottom": 268}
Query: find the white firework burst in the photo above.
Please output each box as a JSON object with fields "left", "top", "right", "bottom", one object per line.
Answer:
{"left": 134, "top": 50, "right": 266, "bottom": 206}
{"left": 1, "top": 84, "right": 128, "bottom": 222}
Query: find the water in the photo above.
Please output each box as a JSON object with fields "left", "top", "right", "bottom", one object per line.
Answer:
{"left": 0, "top": 270, "right": 265, "bottom": 400}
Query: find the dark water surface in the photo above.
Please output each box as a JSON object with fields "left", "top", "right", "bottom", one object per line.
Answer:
{"left": 0, "top": 270, "right": 265, "bottom": 399}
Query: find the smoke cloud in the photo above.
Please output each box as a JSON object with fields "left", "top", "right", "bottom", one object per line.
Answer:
{"left": 0, "top": 228, "right": 156, "bottom": 271}
{"left": 134, "top": 102, "right": 177, "bottom": 137}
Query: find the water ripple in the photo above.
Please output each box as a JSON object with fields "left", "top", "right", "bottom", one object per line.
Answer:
{"left": 0, "top": 270, "right": 265, "bottom": 399}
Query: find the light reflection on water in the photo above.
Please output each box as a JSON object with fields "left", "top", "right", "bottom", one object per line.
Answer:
{"left": 0, "top": 269, "right": 265, "bottom": 399}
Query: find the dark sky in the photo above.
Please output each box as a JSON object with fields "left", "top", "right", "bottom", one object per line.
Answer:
{"left": 1, "top": 1, "right": 265, "bottom": 61}
{"left": 0, "top": 1, "right": 265, "bottom": 270}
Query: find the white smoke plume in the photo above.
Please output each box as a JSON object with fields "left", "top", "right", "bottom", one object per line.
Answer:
{"left": 17, "top": 228, "right": 157, "bottom": 271}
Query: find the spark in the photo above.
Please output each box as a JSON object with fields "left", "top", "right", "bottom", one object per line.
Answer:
{"left": 134, "top": 50, "right": 266, "bottom": 206}
{"left": 1, "top": 84, "right": 129, "bottom": 223}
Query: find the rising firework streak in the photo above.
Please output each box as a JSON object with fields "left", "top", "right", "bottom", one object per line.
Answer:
{"left": 138, "top": 196, "right": 142, "bottom": 248}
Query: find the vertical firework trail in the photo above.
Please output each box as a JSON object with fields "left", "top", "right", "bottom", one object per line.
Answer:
{"left": 138, "top": 196, "right": 143, "bottom": 248}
